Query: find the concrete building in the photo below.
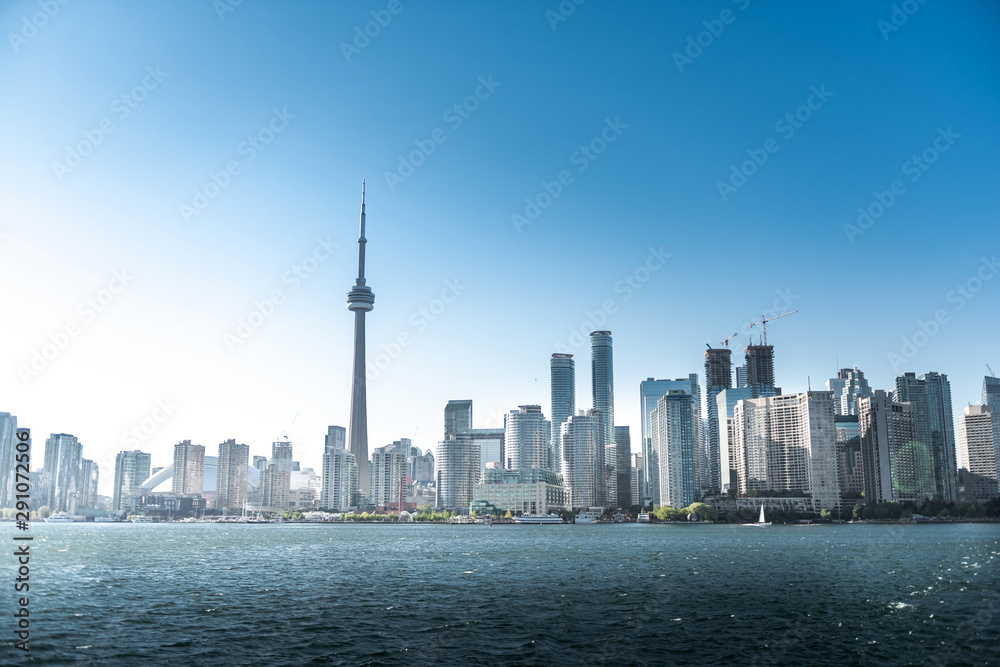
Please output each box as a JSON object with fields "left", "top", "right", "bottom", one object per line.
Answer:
{"left": 733, "top": 392, "right": 840, "bottom": 511}
{"left": 744, "top": 345, "right": 777, "bottom": 398}
{"left": 469, "top": 428, "right": 504, "bottom": 473}
{"left": 271, "top": 440, "right": 294, "bottom": 472}
{"left": 704, "top": 348, "right": 733, "bottom": 494}
{"left": 958, "top": 404, "right": 1000, "bottom": 502}
{"left": 550, "top": 353, "right": 576, "bottom": 473}
{"left": 472, "top": 464, "right": 569, "bottom": 515}
{"left": 504, "top": 405, "right": 551, "bottom": 471}
{"left": 858, "top": 391, "right": 922, "bottom": 503}
{"left": 260, "top": 464, "right": 290, "bottom": 510}
{"left": 436, "top": 435, "right": 481, "bottom": 509}
{"left": 78, "top": 458, "right": 99, "bottom": 510}
{"left": 409, "top": 449, "right": 434, "bottom": 483}
{"left": 217, "top": 439, "right": 249, "bottom": 511}
{"left": 630, "top": 452, "right": 643, "bottom": 508}
{"left": 562, "top": 410, "right": 605, "bottom": 509}
{"left": 444, "top": 400, "right": 473, "bottom": 439}
{"left": 321, "top": 444, "right": 358, "bottom": 511}
{"left": 983, "top": 375, "right": 1000, "bottom": 408}
{"left": 0, "top": 413, "right": 17, "bottom": 509}
{"left": 172, "top": 440, "right": 205, "bottom": 497}
{"left": 835, "top": 368, "right": 872, "bottom": 416}
{"left": 650, "top": 390, "right": 697, "bottom": 508}
{"left": 370, "top": 439, "right": 409, "bottom": 506}
{"left": 894, "top": 372, "right": 958, "bottom": 501}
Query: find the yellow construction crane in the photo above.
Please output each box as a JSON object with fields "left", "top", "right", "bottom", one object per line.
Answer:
{"left": 749, "top": 310, "right": 798, "bottom": 346}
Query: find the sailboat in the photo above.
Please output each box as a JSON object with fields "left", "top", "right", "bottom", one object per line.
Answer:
{"left": 755, "top": 504, "right": 771, "bottom": 527}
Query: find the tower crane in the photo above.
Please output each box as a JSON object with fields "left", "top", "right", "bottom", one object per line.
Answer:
{"left": 748, "top": 310, "right": 798, "bottom": 346}
{"left": 720, "top": 332, "right": 739, "bottom": 348}
{"left": 281, "top": 413, "right": 298, "bottom": 441}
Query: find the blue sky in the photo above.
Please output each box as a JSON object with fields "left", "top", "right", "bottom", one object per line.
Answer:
{"left": 2, "top": 0, "right": 998, "bottom": 494}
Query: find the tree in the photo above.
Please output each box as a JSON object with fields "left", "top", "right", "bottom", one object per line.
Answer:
{"left": 687, "top": 502, "right": 717, "bottom": 521}
{"left": 37, "top": 506, "right": 51, "bottom": 519}
{"left": 851, "top": 504, "right": 862, "bottom": 520}
{"left": 820, "top": 509, "right": 831, "bottom": 521}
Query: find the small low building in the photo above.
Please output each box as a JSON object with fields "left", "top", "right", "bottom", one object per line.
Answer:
{"left": 472, "top": 466, "right": 569, "bottom": 515}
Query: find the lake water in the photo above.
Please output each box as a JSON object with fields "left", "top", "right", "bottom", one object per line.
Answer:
{"left": 2, "top": 522, "right": 998, "bottom": 665}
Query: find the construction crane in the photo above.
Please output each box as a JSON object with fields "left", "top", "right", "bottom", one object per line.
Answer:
{"left": 720, "top": 332, "right": 739, "bottom": 348}
{"left": 281, "top": 413, "right": 298, "bottom": 441}
{"left": 989, "top": 364, "right": 996, "bottom": 377}
{"left": 748, "top": 310, "right": 798, "bottom": 346}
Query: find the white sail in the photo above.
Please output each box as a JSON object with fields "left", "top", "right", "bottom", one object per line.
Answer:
{"left": 759, "top": 505, "right": 766, "bottom": 524}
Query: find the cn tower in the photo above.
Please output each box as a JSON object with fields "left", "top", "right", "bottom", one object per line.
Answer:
{"left": 347, "top": 181, "right": 374, "bottom": 501}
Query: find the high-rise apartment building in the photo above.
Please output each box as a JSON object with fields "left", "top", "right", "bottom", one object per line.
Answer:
{"left": 550, "top": 353, "right": 575, "bottom": 473}
{"left": 744, "top": 345, "right": 777, "bottom": 398}
{"left": 261, "top": 464, "right": 290, "bottom": 510}
{"left": 958, "top": 404, "right": 1000, "bottom": 502}
{"left": 858, "top": 391, "right": 922, "bottom": 503}
{"left": 614, "top": 425, "right": 631, "bottom": 508}
{"left": 321, "top": 426, "right": 358, "bottom": 511}
{"left": 717, "top": 387, "right": 754, "bottom": 493}
{"left": 113, "top": 450, "right": 152, "bottom": 511}
{"left": 217, "top": 439, "right": 249, "bottom": 511}
{"left": 834, "top": 416, "right": 864, "bottom": 496}
{"left": 78, "top": 459, "right": 99, "bottom": 510}
{"left": 504, "top": 405, "right": 551, "bottom": 471}
{"left": 409, "top": 449, "right": 434, "bottom": 483}
{"left": 172, "top": 440, "right": 205, "bottom": 496}
{"left": 894, "top": 372, "right": 957, "bottom": 501}
{"left": 591, "top": 331, "right": 615, "bottom": 459}
{"left": 630, "top": 452, "right": 643, "bottom": 508}
{"left": 733, "top": 392, "right": 840, "bottom": 510}
{"left": 639, "top": 376, "right": 702, "bottom": 506}
{"left": 271, "top": 440, "right": 294, "bottom": 472}
{"left": 44, "top": 433, "right": 82, "bottom": 512}
{"left": 735, "top": 365, "right": 748, "bottom": 388}
{"left": 704, "top": 348, "right": 733, "bottom": 493}
{"left": 436, "top": 435, "right": 481, "bottom": 509}
{"left": 0, "top": 413, "right": 18, "bottom": 508}
{"left": 562, "top": 409, "right": 605, "bottom": 509}
{"left": 983, "top": 375, "right": 1000, "bottom": 408}
{"left": 469, "top": 428, "right": 504, "bottom": 473}
{"left": 650, "top": 390, "right": 697, "bottom": 508}
{"left": 370, "top": 439, "right": 409, "bottom": 506}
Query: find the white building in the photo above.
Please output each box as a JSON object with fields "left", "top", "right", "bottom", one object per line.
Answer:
{"left": 504, "top": 405, "right": 551, "bottom": 471}
{"left": 959, "top": 404, "right": 1000, "bottom": 502}
{"left": 650, "top": 390, "right": 697, "bottom": 508}
{"left": 561, "top": 410, "right": 604, "bottom": 509}
{"left": 321, "top": 426, "right": 358, "bottom": 511}
{"left": 436, "top": 435, "right": 481, "bottom": 509}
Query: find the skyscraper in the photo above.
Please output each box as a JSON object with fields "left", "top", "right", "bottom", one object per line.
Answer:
{"left": 0, "top": 413, "right": 18, "bottom": 509}
{"left": 217, "top": 439, "right": 249, "bottom": 512}
{"left": 272, "top": 440, "right": 294, "bottom": 472}
{"left": 321, "top": 426, "right": 358, "bottom": 511}
{"left": 550, "top": 353, "right": 575, "bottom": 473}
{"left": 504, "top": 405, "right": 551, "bottom": 470}
{"left": 347, "top": 181, "right": 375, "bottom": 500}
{"left": 444, "top": 400, "right": 473, "bottom": 439}
{"left": 958, "top": 404, "right": 1000, "bottom": 502}
{"left": 639, "top": 376, "right": 702, "bottom": 507}
{"left": 370, "top": 438, "right": 409, "bottom": 506}
{"left": 717, "top": 387, "right": 753, "bottom": 493}
{"left": 704, "top": 348, "right": 733, "bottom": 493}
{"left": 172, "top": 440, "right": 205, "bottom": 496}
{"left": 44, "top": 433, "right": 82, "bottom": 512}
{"left": 113, "top": 449, "right": 152, "bottom": 511}
{"left": 858, "top": 391, "right": 922, "bottom": 503}
{"left": 894, "top": 372, "right": 957, "bottom": 502}
{"left": 78, "top": 459, "right": 99, "bottom": 510}
{"left": 983, "top": 375, "right": 1000, "bottom": 408}
{"left": 591, "top": 331, "right": 615, "bottom": 460}
{"left": 650, "top": 390, "right": 697, "bottom": 508}
{"left": 744, "top": 345, "right": 777, "bottom": 398}
{"left": 562, "top": 409, "right": 605, "bottom": 509}
{"left": 834, "top": 415, "right": 864, "bottom": 497}
{"left": 261, "top": 464, "right": 290, "bottom": 510}
{"left": 835, "top": 368, "right": 872, "bottom": 416}
{"left": 436, "top": 435, "right": 480, "bottom": 509}
{"left": 615, "top": 425, "right": 631, "bottom": 508}
{"left": 733, "top": 392, "right": 840, "bottom": 511}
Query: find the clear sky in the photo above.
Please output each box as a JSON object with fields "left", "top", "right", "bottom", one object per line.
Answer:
{"left": 2, "top": 0, "right": 998, "bottom": 495}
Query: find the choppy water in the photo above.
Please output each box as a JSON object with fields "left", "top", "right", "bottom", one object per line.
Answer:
{"left": 1, "top": 522, "right": 998, "bottom": 666}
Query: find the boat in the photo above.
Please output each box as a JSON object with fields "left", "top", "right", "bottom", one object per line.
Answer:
{"left": 636, "top": 512, "right": 650, "bottom": 523}
{"left": 745, "top": 505, "right": 771, "bottom": 527}
{"left": 93, "top": 516, "right": 119, "bottom": 523}
{"left": 513, "top": 513, "right": 563, "bottom": 524}
{"left": 45, "top": 512, "right": 75, "bottom": 523}
{"left": 574, "top": 510, "right": 601, "bottom": 524}
{"left": 131, "top": 516, "right": 154, "bottom": 523}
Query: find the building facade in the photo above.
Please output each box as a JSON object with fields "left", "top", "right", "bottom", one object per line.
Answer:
{"left": 591, "top": 331, "right": 615, "bottom": 465}
{"left": 958, "top": 404, "right": 1000, "bottom": 502}
{"left": 473, "top": 465, "right": 569, "bottom": 515}
{"left": 894, "top": 372, "right": 958, "bottom": 501}
{"left": 615, "top": 425, "right": 631, "bottom": 508}
{"left": 639, "top": 375, "right": 703, "bottom": 506}
{"left": 550, "top": 353, "right": 576, "bottom": 474}
{"left": 172, "top": 441, "right": 205, "bottom": 496}
{"left": 436, "top": 435, "right": 481, "bottom": 509}
{"left": 504, "top": 405, "right": 551, "bottom": 471}
{"left": 561, "top": 410, "right": 605, "bottom": 509}
{"left": 44, "top": 433, "right": 82, "bottom": 512}
{"left": 704, "top": 348, "right": 733, "bottom": 494}
{"left": 858, "top": 391, "right": 922, "bottom": 504}
{"left": 650, "top": 390, "right": 697, "bottom": 508}
{"left": 217, "top": 439, "right": 249, "bottom": 511}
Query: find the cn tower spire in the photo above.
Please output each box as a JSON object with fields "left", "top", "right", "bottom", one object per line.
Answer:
{"left": 347, "top": 180, "right": 374, "bottom": 502}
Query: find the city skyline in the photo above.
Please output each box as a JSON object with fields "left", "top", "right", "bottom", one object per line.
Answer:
{"left": 2, "top": 1, "right": 998, "bottom": 497}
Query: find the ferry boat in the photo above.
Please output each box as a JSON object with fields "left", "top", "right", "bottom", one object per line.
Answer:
{"left": 513, "top": 513, "right": 564, "bottom": 524}
{"left": 45, "top": 512, "right": 75, "bottom": 523}
{"left": 636, "top": 512, "right": 651, "bottom": 523}
{"left": 131, "top": 516, "right": 154, "bottom": 523}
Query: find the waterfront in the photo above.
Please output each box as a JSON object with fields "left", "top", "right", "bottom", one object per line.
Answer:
{"left": 2, "top": 523, "right": 998, "bottom": 665}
